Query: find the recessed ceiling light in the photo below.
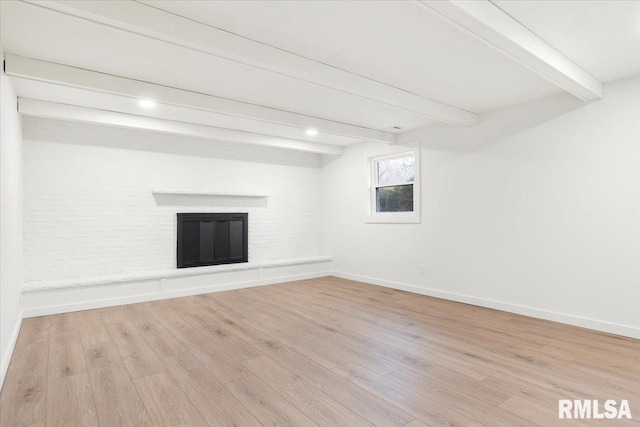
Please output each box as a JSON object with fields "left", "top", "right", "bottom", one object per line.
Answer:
{"left": 138, "top": 99, "right": 156, "bottom": 109}
{"left": 306, "top": 129, "right": 318, "bottom": 136}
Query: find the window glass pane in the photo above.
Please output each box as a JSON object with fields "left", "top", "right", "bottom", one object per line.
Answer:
{"left": 377, "top": 156, "right": 415, "bottom": 186}
{"left": 376, "top": 184, "right": 413, "bottom": 212}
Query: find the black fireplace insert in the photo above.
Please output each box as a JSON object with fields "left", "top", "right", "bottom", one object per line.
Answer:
{"left": 177, "top": 213, "right": 248, "bottom": 268}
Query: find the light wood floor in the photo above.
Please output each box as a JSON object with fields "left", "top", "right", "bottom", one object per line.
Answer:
{"left": 1, "top": 277, "right": 638, "bottom": 426}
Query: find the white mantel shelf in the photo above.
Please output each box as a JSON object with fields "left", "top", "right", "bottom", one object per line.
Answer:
{"left": 152, "top": 189, "right": 272, "bottom": 198}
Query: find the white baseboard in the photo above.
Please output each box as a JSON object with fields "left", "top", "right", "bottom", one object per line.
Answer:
{"left": 22, "top": 261, "right": 331, "bottom": 318}
{"left": 0, "top": 310, "right": 23, "bottom": 391}
{"left": 332, "top": 271, "right": 640, "bottom": 340}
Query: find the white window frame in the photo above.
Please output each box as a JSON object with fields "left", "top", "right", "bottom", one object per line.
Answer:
{"left": 366, "top": 149, "right": 421, "bottom": 224}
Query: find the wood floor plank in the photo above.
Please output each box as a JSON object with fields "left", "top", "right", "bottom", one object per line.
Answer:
{"left": 122, "top": 303, "right": 153, "bottom": 324}
{"left": 498, "top": 395, "right": 561, "bottom": 427}
{"left": 164, "top": 351, "right": 262, "bottom": 426}
{"left": 237, "top": 309, "right": 351, "bottom": 369}
{"left": 133, "top": 372, "right": 208, "bottom": 427}
{"left": 85, "top": 341, "right": 150, "bottom": 426}
{"left": 243, "top": 355, "right": 374, "bottom": 426}
{"left": 130, "top": 317, "right": 186, "bottom": 359}
{"left": 46, "top": 373, "right": 99, "bottom": 427}
{"left": 16, "top": 317, "right": 50, "bottom": 347}
{"left": 0, "top": 342, "right": 48, "bottom": 427}
{"left": 199, "top": 290, "right": 257, "bottom": 320}
{"left": 49, "top": 312, "right": 79, "bottom": 337}
{"left": 226, "top": 375, "right": 318, "bottom": 427}
{"left": 48, "top": 330, "right": 87, "bottom": 379}
{"left": 247, "top": 299, "right": 401, "bottom": 374}
{"left": 500, "top": 363, "right": 606, "bottom": 398}
{"left": 569, "top": 357, "right": 640, "bottom": 384}
{"left": 189, "top": 339, "right": 252, "bottom": 384}
{"left": 384, "top": 367, "right": 532, "bottom": 426}
{"left": 99, "top": 305, "right": 131, "bottom": 325}
{"left": 388, "top": 366, "right": 511, "bottom": 406}
{"left": 76, "top": 310, "right": 110, "bottom": 349}
{"left": 145, "top": 319, "right": 203, "bottom": 350}
{"left": 254, "top": 340, "right": 413, "bottom": 427}
{"left": 600, "top": 377, "right": 640, "bottom": 401}
{"left": 332, "top": 362, "right": 484, "bottom": 427}
{"left": 195, "top": 304, "right": 264, "bottom": 345}
{"left": 107, "top": 321, "right": 165, "bottom": 379}
{"left": 249, "top": 288, "right": 497, "bottom": 381}
{"left": 181, "top": 311, "right": 262, "bottom": 361}
{"left": 142, "top": 300, "right": 189, "bottom": 328}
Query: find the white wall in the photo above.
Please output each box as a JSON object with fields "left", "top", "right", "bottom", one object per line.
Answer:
{"left": 0, "top": 58, "right": 24, "bottom": 386}
{"left": 23, "top": 117, "right": 324, "bottom": 291}
{"left": 322, "top": 76, "right": 640, "bottom": 338}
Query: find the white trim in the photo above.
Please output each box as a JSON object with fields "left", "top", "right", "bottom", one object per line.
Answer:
{"left": 23, "top": 263, "right": 332, "bottom": 318}
{"left": 331, "top": 271, "right": 640, "bottom": 340}
{"left": 367, "top": 149, "right": 421, "bottom": 224}
{"left": 0, "top": 310, "right": 23, "bottom": 391}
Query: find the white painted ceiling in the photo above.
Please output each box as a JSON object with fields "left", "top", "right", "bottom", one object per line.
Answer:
{"left": 2, "top": 2, "right": 430, "bottom": 132}
{"left": 493, "top": 0, "right": 640, "bottom": 83}
{"left": 139, "top": 0, "right": 561, "bottom": 113}
{"left": 1, "top": 0, "right": 638, "bottom": 153}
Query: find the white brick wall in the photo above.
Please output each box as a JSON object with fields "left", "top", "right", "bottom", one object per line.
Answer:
{"left": 23, "top": 118, "right": 323, "bottom": 288}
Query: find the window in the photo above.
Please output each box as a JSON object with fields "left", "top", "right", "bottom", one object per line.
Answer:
{"left": 368, "top": 150, "right": 420, "bottom": 223}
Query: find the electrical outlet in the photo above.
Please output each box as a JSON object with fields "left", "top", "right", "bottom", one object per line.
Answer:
{"left": 420, "top": 264, "right": 426, "bottom": 275}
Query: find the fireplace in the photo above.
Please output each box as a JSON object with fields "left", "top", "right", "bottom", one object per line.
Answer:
{"left": 176, "top": 213, "right": 248, "bottom": 268}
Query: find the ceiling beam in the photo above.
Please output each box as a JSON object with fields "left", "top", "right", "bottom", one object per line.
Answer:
{"left": 417, "top": 0, "right": 603, "bottom": 102}
{"left": 24, "top": 0, "right": 478, "bottom": 127}
{"left": 10, "top": 77, "right": 359, "bottom": 147}
{"left": 18, "top": 99, "right": 344, "bottom": 156}
{"left": 5, "top": 54, "right": 391, "bottom": 144}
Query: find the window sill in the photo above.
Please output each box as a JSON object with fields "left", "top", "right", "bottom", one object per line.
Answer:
{"left": 366, "top": 213, "right": 420, "bottom": 224}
